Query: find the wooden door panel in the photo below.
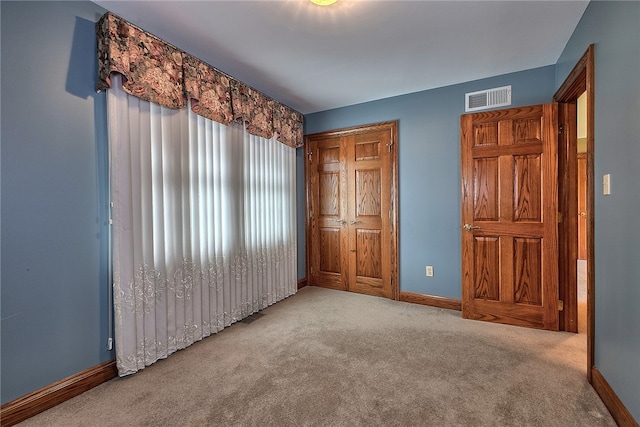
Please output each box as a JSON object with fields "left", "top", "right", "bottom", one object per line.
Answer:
{"left": 355, "top": 169, "right": 382, "bottom": 217}
{"left": 355, "top": 139, "right": 381, "bottom": 161}
{"left": 513, "top": 155, "right": 542, "bottom": 221}
{"left": 319, "top": 172, "right": 340, "bottom": 216}
{"left": 473, "top": 122, "right": 498, "bottom": 146}
{"left": 355, "top": 227, "right": 384, "bottom": 295}
{"left": 513, "top": 237, "right": 543, "bottom": 305}
{"left": 462, "top": 104, "right": 559, "bottom": 331}
{"left": 319, "top": 228, "right": 341, "bottom": 273}
{"left": 309, "top": 137, "right": 348, "bottom": 290}
{"left": 473, "top": 236, "right": 500, "bottom": 301}
{"left": 319, "top": 145, "right": 341, "bottom": 163}
{"left": 512, "top": 117, "right": 542, "bottom": 143}
{"left": 355, "top": 229, "right": 382, "bottom": 278}
{"left": 316, "top": 226, "right": 345, "bottom": 290}
{"left": 348, "top": 130, "right": 391, "bottom": 298}
{"left": 352, "top": 228, "right": 385, "bottom": 296}
{"left": 473, "top": 157, "right": 499, "bottom": 220}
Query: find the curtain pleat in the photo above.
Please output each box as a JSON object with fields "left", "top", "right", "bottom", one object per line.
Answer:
{"left": 108, "top": 75, "right": 297, "bottom": 376}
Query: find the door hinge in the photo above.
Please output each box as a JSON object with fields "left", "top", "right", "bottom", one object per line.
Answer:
{"left": 557, "top": 211, "right": 563, "bottom": 223}
{"left": 387, "top": 141, "right": 393, "bottom": 153}
{"left": 559, "top": 123, "right": 564, "bottom": 134}
{"left": 557, "top": 299, "right": 564, "bottom": 311}
{"left": 307, "top": 150, "right": 313, "bottom": 162}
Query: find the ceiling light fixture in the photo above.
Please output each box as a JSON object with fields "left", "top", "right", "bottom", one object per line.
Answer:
{"left": 310, "top": 0, "right": 338, "bottom": 6}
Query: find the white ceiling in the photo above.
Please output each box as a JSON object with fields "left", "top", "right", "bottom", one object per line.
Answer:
{"left": 93, "top": 0, "right": 589, "bottom": 114}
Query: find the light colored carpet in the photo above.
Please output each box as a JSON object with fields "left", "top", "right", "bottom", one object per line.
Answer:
{"left": 19, "top": 286, "right": 614, "bottom": 426}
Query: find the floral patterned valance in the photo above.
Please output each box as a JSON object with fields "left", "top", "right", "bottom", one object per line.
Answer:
{"left": 96, "top": 13, "right": 303, "bottom": 148}
{"left": 232, "top": 81, "right": 274, "bottom": 140}
{"left": 96, "top": 13, "right": 185, "bottom": 109}
{"left": 183, "top": 55, "right": 234, "bottom": 126}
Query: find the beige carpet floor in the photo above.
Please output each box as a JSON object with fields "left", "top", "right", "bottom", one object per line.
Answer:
{"left": 18, "top": 286, "right": 614, "bottom": 426}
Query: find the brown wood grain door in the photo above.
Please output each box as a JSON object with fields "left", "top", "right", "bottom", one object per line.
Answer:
{"left": 557, "top": 102, "right": 578, "bottom": 332}
{"left": 308, "top": 135, "right": 349, "bottom": 291}
{"left": 461, "top": 104, "right": 560, "bottom": 330}
{"left": 346, "top": 129, "right": 393, "bottom": 297}
{"left": 306, "top": 122, "right": 398, "bottom": 299}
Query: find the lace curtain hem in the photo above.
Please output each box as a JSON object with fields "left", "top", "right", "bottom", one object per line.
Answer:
{"left": 113, "top": 244, "right": 297, "bottom": 376}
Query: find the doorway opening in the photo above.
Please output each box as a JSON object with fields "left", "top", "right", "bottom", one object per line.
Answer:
{"left": 554, "top": 44, "right": 595, "bottom": 381}
{"left": 576, "top": 91, "right": 588, "bottom": 335}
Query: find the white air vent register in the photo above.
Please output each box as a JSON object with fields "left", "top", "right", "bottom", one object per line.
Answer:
{"left": 465, "top": 85, "right": 512, "bottom": 112}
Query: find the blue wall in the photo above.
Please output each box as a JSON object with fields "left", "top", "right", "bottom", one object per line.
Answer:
{"left": 1, "top": 1, "right": 111, "bottom": 404}
{"left": 556, "top": 1, "right": 640, "bottom": 419}
{"left": 302, "top": 66, "right": 556, "bottom": 298}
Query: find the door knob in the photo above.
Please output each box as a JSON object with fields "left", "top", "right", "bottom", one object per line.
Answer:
{"left": 463, "top": 224, "right": 481, "bottom": 231}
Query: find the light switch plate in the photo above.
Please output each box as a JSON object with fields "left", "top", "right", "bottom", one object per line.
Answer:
{"left": 603, "top": 174, "right": 611, "bottom": 195}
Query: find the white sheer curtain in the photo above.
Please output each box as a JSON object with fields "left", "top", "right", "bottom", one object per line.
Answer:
{"left": 108, "top": 75, "right": 297, "bottom": 376}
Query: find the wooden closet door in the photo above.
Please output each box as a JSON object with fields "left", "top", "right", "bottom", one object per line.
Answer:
{"left": 306, "top": 122, "right": 398, "bottom": 299}
{"left": 346, "top": 129, "right": 393, "bottom": 298}
{"left": 308, "top": 135, "right": 349, "bottom": 291}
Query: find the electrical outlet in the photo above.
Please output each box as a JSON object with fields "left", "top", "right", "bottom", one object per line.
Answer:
{"left": 426, "top": 266, "right": 434, "bottom": 277}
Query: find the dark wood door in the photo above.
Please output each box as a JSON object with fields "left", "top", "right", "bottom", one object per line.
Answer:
{"left": 306, "top": 122, "right": 398, "bottom": 299}
{"left": 461, "top": 104, "right": 560, "bottom": 330}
